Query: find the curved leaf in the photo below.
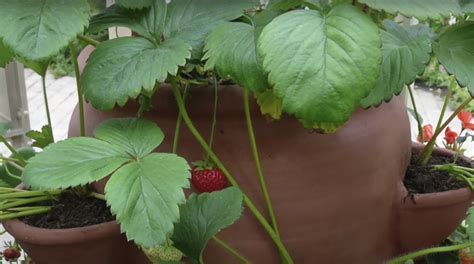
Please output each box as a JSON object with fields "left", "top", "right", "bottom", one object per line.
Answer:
{"left": 204, "top": 22, "right": 268, "bottom": 92}
{"left": 0, "top": 39, "right": 14, "bottom": 68}
{"left": 164, "top": 0, "right": 256, "bottom": 59}
{"left": 359, "top": 0, "right": 473, "bottom": 19}
{"left": 171, "top": 187, "right": 243, "bottom": 263}
{"left": 105, "top": 153, "right": 190, "bottom": 247}
{"left": 23, "top": 138, "right": 130, "bottom": 189}
{"left": 434, "top": 22, "right": 474, "bottom": 97}
{"left": 258, "top": 5, "right": 381, "bottom": 132}
{"left": 362, "top": 21, "right": 432, "bottom": 108}
{"left": 0, "top": 0, "right": 90, "bottom": 60}
{"left": 82, "top": 37, "right": 191, "bottom": 110}
{"left": 95, "top": 118, "right": 164, "bottom": 158}
{"left": 116, "top": 0, "right": 153, "bottom": 9}
{"left": 88, "top": 0, "right": 167, "bottom": 42}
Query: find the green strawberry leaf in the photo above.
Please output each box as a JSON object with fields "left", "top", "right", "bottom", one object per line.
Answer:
{"left": 204, "top": 22, "right": 268, "bottom": 92}
{"left": 26, "top": 125, "right": 54, "bottom": 149}
{"left": 164, "top": 0, "right": 256, "bottom": 60}
{"left": 171, "top": 187, "right": 244, "bottom": 264}
{"left": 361, "top": 21, "right": 432, "bottom": 108}
{"left": 267, "top": 0, "right": 304, "bottom": 10}
{"left": 23, "top": 119, "right": 191, "bottom": 248}
{"left": 105, "top": 153, "right": 190, "bottom": 248}
{"left": 82, "top": 37, "right": 191, "bottom": 110}
{"left": 0, "top": 39, "right": 14, "bottom": 68}
{"left": 252, "top": 9, "right": 284, "bottom": 41}
{"left": 258, "top": 5, "right": 381, "bottom": 132}
{"left": 0, "top": 123, "right": 9, "bottom": 137}
{"left": 359, "top": 0, "right": 473, "bottom": 19}
{"left": 94, "top": 118, "right": 164, "bottom": 158}
{"left": 256, "top": 90, "right": 283, "bottom": 120}
{"left": 0, "top": 0, "right": 90, "bottom": 61}
{"left": 434, "top": 22, "right": 474, "bottom": 97}
{"left": 116, "top": 0, "right": 154, "bottom": 9}
{"left": 88, "top": 0, "right": 167, "bottom": 43}
{"left": 23, "top": 138, "right": 130, "bottom": 189}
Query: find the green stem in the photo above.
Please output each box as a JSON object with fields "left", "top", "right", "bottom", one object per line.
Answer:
{"left": 0, "top": 207, "right": 51, "bottom": 221}
{"left": 77, "top": 35, "right": 100, "bottom": 46}
{"left": 205, "top": 76, "right": 219, "bottom": 163}
{"left": 0, "top": 137, "right": 26, "bottom": 166}
{"left": 435, "top": 79, "right": 453, "bottom": 132}
{"left": 2, "top": 162, "right": 22, "bottom": 180}
{"left": 407, "top": 85, "right": 424, "bottom": 143}
{"left": 0, "top": 196, "right": 53, "bottom": 211}
{"left": 0, "top": 190, "right": 61, "bottom": 199}
{"left": 89, "top": 192, "right": 106, "bottom": 201}
{"left": 70, "top": 43, "right": 85, "bottom": 137}
{"left": 421, "top": 97, "right": 473, "bottom": 164}
{"left": 171, "top": 82, "right": 293, "bottom": 264}
{"left": 243, "top": 89, "right": 280, "bottom": 238}
{"left": 212, "top": 236, "right": 251, "bottom": 264}
{"left": 41, "top": 76, "right": 54, "bottom": 142}
{"left": 6, "top": 206, "right": 50, "bottom": 212}
{"left": 172, "top": 82, "right": 189, "bottom": 154}
{"left": 387, "top": 241, "right": 474, "bottom": 264}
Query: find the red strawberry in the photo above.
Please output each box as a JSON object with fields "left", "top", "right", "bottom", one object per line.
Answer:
{"left": 3, "top": 247, "right": 21, "bottom": 261}
{"left": 191, "top": 167, "right": 226, "bottom": 193}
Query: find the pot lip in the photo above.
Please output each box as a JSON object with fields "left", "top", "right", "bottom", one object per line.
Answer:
{"left": 2, "top": 185, "right": 122, "bottom": 245}
{"left": 398, "top": 143, "right": 473, "bottom": 209}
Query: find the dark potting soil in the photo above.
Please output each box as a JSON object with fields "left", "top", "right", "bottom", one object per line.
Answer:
{"left": 21, "top": 192, "right": 114, "bottom": 229}
{"left": 404, "top": 153, "right": 473, "bottom": 194}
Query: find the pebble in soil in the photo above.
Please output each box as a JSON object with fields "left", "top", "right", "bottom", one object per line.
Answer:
{"left": 404, "top": 153, "right": 473, "bottom": 194}
{"left": 21, "top": 192, "right": 114, "bottom": 229}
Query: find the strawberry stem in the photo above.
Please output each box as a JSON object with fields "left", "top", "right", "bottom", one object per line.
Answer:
{"left": 70, "top": 42, "right": 85, "bottom": 137}
{"left": 212, "top": 236, "right": 251, "bottom": 264}
{"left": 204, "top": 76, "right": 219, "bottom": 164}
{"left": 172, "top": 81, "right": 189, "bottom": 154}
{"left": 387, "top": 241, "right": 474, "bottom": 264}
{"left": 243, "top": 89, "right": 280, "bottom": 238}
{"left": 0, "top": 137, "right": 27, "bottom": 166}
{"left": 41, "top": 75, "right": 55, "bottom": 142}
{"left": 407, "top": 85, "right": 424, "bottom": 143}
{"left": 171, "top": 79, "right": 294, "bottom": 264}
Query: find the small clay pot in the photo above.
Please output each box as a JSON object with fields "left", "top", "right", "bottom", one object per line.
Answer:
{"left": 395, "top": 144, "right": 474, "bottom": 254}
{"left": 3, "top": 187, "right": 150, "bottom": 264}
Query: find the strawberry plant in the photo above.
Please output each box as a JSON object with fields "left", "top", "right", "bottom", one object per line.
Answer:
{"left": 0, "top": 0, "right": 474, "bottom": 263}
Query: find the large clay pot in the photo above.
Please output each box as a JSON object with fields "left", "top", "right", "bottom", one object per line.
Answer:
{"left": 3, "top": 187, "right": 150, "bottom": 264}
{"left": 70, "top": 47, "right": 471, "bottom": 263}
{"left": 395, "top": 145, "right": 473, "bottom": 254}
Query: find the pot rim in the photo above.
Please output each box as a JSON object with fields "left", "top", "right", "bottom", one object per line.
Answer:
{"left": 397, "top": 143, "right": 473, "bottom": 210}
{"left": 2, "top": 185, "right": 123, "bottom": 246}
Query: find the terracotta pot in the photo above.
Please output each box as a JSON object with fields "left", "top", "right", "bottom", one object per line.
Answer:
{"left": 3, "top": 186, "right": 150, "bottom": 264}
{"left": 394, "top": 144, "right": 473, "bottom": 254}
{"left": 71, "top": 47, "right": 471, "bottom": 263}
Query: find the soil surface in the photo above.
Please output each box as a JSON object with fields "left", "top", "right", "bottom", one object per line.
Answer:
{"left": 21, "top": 192, "right": 114, "bottom": 229}
{"left": 404, "top": 153, "right": 473, "bottom": 194}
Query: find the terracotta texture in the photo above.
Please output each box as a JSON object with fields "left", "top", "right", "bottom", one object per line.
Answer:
{"left": 3, "top": 188, "right": 150, "bottom": 264}
{"left": 67, "top": 47, "right": 472, "bottom": 263}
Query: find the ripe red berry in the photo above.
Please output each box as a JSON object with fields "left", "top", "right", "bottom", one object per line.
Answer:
{"left": 191, "top": 167, "right": 226, "bottom": 193}
{"left": 3, "top": 247, "right": 21, "bottom": 261}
